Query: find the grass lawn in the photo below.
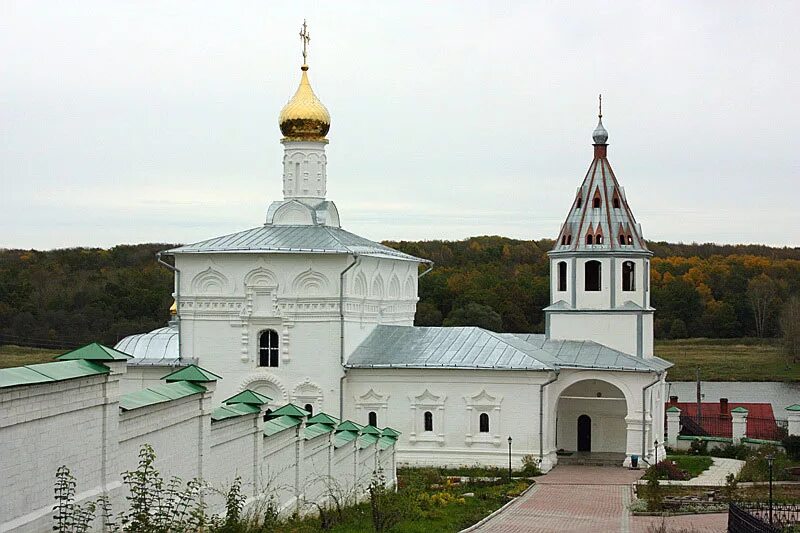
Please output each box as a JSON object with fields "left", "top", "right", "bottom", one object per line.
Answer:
{"left": 667, "top": 455, "right": 713, "bottom": 478}
{"left": 655, "top": 338, "right": 800, "bottom": 382}
{"left": 272, "top": 469, "right": 531, "bottom": 533}
{"left": 0, "top": 345, "right": 62, "bottom": 369}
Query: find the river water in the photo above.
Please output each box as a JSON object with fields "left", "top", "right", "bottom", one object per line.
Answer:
{"left": 667, "top": 381, "right": 800, "bottom": 419}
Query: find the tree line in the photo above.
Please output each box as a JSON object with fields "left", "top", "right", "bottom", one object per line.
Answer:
{"left": 0, "top": 238, "right": 799, "bottom": 351}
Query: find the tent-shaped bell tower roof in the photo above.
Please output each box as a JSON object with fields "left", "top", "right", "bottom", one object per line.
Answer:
{"left": 551, "top": 96, "right": 649, "bottom": 256}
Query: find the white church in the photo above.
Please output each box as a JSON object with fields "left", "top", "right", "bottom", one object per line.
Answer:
{"left": 116, "top": 31, "right": 672, "bottom": 472}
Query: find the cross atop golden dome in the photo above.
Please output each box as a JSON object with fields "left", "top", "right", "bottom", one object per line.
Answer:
{"left": 279, "top": 20, "right": 331, "bottom": 142}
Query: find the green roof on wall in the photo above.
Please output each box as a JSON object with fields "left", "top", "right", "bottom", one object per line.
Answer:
{"left": 212, "top": 403, "right": 261, "bottom": 421}
{"left": 0, "top": 359, "right": 109, "bottom": 389}
{"left": 120, "top": 381, "right": 206, "bottom": 410}
{"left": 336, "top": 420, "right": 363, "bottom": 432}
{"left": 731, "top": 406, "right": 749, "bottom": 413}
{"left": 264, "top": 415, "right": 302, "bottom": 436}
{"left": 333, "top": 431, "right": 358, "bottom": 448}
{"left": 307, "top": 412, "right": 340, "bottom": 426}
{"left": 223, "top": 390, "right": 272, "bottom": 406}
{"left": 268, "top": 404, "right": 310, "bottom": 419}
{"left": 361, "top": 424, "right": 381, "bottom": 435}
{"left": 56, "top": 342, "right": 132, "bottom": 362}
{"left": 787, "top": 404, "right": 800, "bottom": 412}
{"left": 162, "top": 364, "right": 222, "bottom": 383}
{"left": 304, "top": 423, "right": 334, "bottom": 440}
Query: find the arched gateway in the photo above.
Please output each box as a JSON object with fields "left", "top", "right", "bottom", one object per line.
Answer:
{"left": 556, "top": 379, "right": 629, "bottom": 456}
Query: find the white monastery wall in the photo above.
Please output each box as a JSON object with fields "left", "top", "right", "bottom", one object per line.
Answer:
{"left": 119, "top": 366, "right": 173, "bottom": 396}
{"left": 0, "top": 366, "right": 396, "bottom": 532}
{"left": 344, "top": 368, "right": 548, "bottom": 467}
{"left": 0, "top": 371, "right": 122, "bottom": 533}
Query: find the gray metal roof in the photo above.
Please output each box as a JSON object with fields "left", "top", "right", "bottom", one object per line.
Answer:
{"left": 165, "top": 224, "right": 427, "bottom": 263}
{"left": 346, "top": 326, "right": 555, "bottom": 370}
{"left": 114, "top": 323, "right": 183, "bottom": 366}
{"left": 514, "top": 333, "right": 672, "bottom": 372}
{"left": 345, "top": 326, "right": 671, "bottom": 373}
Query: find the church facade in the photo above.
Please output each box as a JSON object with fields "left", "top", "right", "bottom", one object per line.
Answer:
{"left": 117, "top": 36, "right": 671, "bottom": 471}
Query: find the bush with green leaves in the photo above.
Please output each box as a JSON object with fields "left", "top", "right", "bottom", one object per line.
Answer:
{"left": 782, "top": 435, "right": 800, "bottom": 460}
{"left": 688, "top": 439, "right": 708, "bottom": 456}
{"left": 520, "top": 454, "right": 542, "bottom": 477}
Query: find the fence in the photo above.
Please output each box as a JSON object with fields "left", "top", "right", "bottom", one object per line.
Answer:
{"left": 729, "top": 502, "right": 800, "bottom": 532}
{"left": 678, "top": 414, "right": 788, "bottom": 442}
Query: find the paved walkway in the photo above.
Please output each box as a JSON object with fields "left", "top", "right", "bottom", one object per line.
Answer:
{"left": 468, "top": 466, "right": 729, "bottom": 533}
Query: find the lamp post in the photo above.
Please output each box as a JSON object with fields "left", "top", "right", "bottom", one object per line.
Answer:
{"left": 766, "top": 454, "right": 774, "bottom": 526}
{"left": 508, "top": 436, "right": 513, "bottom": 481}
{"left": 654, "top": 440, "right": 660, "bottom": 464}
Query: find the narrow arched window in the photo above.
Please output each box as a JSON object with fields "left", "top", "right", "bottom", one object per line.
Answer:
{"left": 627, "top": 234, "right": 633, "bottom": 245}
{"left": 595, "top": 233, "right": 604, "bottom": 245}
{"left": 561, "top": 235, "right": 567, "bottom": 245}
{"left": 586, "top": 234, "right": 593, "bottom": 245}
{"left": 593, "top": 196, "right": 601, "bottom": 208}
{"left": 368, "top": 411, "right": 377, "bottom": 427}
{"left": 304, "top": 404, "right": 313, "bottom": 416}
{"left": 479, "top": 413, "right": 490, "bottom": 433}
{"left": 585, "top": 260, "right": 601, "bottom": 291}
{"left": 558, "top": 261, "right": 567, "bottom": 292}
{"left": 576, "top": 197, "right": 582, "bottom": 209}
{"left": 263, "top": 408, "right": 272, "bottom": 422}
{"left": 259, "top": 330, "right": 280, "bottom": 367}
{"left": 622, "top": 261, "right": 635, "bottom": 291}
{"left": 619, "top": 234, "right": 626, "bottom": 245}
{"left": 612, "top": 196, "right": 621, "bottom": 208}
{"left": 424, "top": 411, "right": 433, "bottom": 432}
{"left": 567, "top": 235, "right": 572, "bottom": 245}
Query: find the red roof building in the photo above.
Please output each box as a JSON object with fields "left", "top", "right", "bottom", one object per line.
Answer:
{"left": 666, "top": 397, "right": 785, "bottom": 441}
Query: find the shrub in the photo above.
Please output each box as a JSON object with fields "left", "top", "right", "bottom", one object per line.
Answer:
{"left": 520, "top": 454, "right": 542, "bottom": 477}
{"left": 642, "top": 475, "right": 663, "bottom": 512}
{"left": 644, "top": 460, "right": 689, "bottom": 481}
{"left": 721, "top": 473, "right": 738, "bottom": 502}
{"left": 688, "top": 439, "right": 708, "bottom": 456}
{"left": 737, "top": 445, "right": 794, "bottom": 482}
{"left": 782, "top": 435, "right": 800, "bottom": 460}
{"left": 710, "top": 443, "right": 751, "bottom": 461}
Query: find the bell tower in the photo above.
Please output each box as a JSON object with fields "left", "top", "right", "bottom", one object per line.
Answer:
{"left": 545, "top": 97, "right": 654, "bottom": 357}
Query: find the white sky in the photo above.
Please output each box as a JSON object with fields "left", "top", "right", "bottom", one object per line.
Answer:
{"left": 1, "top": 1, "right": 799, "bottom": 249}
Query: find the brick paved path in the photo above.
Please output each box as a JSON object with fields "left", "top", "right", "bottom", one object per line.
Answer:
{"left": 469, "top": 466, "right": 728, "bottom": 533}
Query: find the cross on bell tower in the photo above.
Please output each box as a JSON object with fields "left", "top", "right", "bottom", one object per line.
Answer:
{"left": 300, "top": 20, "right": 310, "bottom": 66}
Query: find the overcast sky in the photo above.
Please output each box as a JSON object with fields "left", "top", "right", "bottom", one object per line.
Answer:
{"left": 1, "top": 1, "right": 799, "bottom": 250}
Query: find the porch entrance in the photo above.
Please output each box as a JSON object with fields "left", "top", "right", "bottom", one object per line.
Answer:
{"left": 577, "top": 414, "right": 591, "bottom": 451}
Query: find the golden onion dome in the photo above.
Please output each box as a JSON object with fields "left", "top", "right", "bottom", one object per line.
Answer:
{"left": 279, "top": 65, "right": 330, "bottom": 141}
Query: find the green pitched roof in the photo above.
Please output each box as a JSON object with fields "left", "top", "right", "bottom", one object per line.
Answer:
{"left": 212, "top": 403, "right": 261, "bottom": 421}
{"left": 358, "top": 433, "right": 380, "bottom": 449}
{"left": 333, "top": 430, "right": 358, "bottom": 448}
{"left": 361, "top": 424, "right": 381, "bottom": 435}
{"left": 731, "top": 406, "right": 749, "bottom": 413}
{"left": 223, "top": 390, "right": 272, "bottom": 406}
{"left": 336, "top": 420, "right": 363, "bottom": 432}
{"left": 378, "top": 436, "right": 397, "bottom": 450}
{"left": 0, "top": 360, "right": 110, "bottom": 389}
{"left": 787, "top": 404, "right": 800, "bottom": 412}
{"left": 161, "top": 364, "right": 221, "bottom": 383}
{"left": 666, "top": 406, "right": 681, "bottom": 413}
{"left": 56, "top": 342, "right": 132, "bottom": 362}
{"left": 381, "top": 427, "right": 400, "bottom": 437}
{"left": 264, "top": 415, "right": 302, "bottom": 436}
{"left": 307, "top": 412, "right": 340, "bottom": 426}
{"left": 304, "top": 423, "right": 334, "bottom": 440}
{"left": 120, "top": 381, "right": 206, "bottom": 410}
{"left": 268, "top": 404, "right": 310, "bottom": 419}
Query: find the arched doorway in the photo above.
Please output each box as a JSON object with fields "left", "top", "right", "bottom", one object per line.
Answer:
{"left": 577, "top": 415, "right": 591, "bottom": 452}
{"left": 556, "top": 379, "right": 628, "bottom": 454}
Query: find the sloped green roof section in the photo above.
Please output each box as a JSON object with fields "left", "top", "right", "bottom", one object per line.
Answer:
{"left": 361, "top": 424, "right": 381, "bottom": 435}
{"left": 212, "top": 403, "right": 261, "bottom": 421}
{"left": 264, "top": 415, "right": 302, "bottom": 437}
{"left": 333, "top": 430, "right": 358, "bottom": 448}
{"left": 162, "top": 364, "right": 222, "bottom": 383}
{"left": 0, "top": 359, "right": 111, "bottom": 388}
{"left": 56, "top": 342, "right": 132, "bottom": 362}
{"left": 358, "top": 433, "right": 379, "bottom": 449}
{"left": 666, "top": 406, "right": 681, "bottom": 413}
{"left": 304, "top": 423, "right": 334, "bottom": 440}
{"left": 307, "top": 412, "right": 340, "bottom": 426}
{"left": 223, "top": 389, "right": 272, "bottom": 406}
{"left": 378, "top": 436, "right": 396, "bottom": 450}
{"left": 268, "top": 403, "right": 310, "bottom": 419}
{"left": 787, "top": 404, "right": 800, "bottom": 412}
{"left": 120, "top": 381, "right": 205, "bottom": 411}
{"left": 381, "top": 427, "right": 400, "bottom": 437}
{"left": 0, "top": 365, "right": 55, "bottom": 388}
{"left": 336, "top": 420, "right": 363, "bottom": 432}
{"left": 731, "top": 406, "right": 749, "bottom": 413}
